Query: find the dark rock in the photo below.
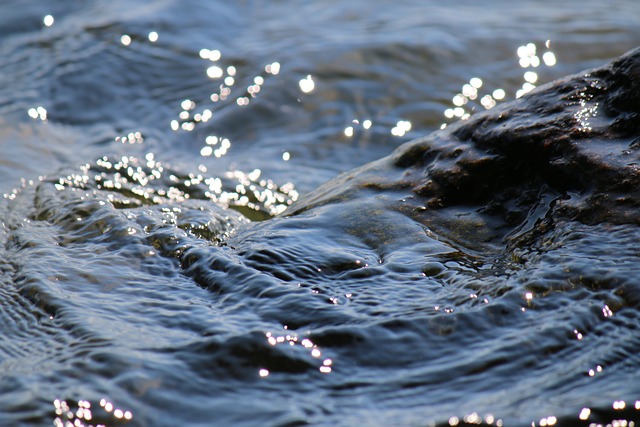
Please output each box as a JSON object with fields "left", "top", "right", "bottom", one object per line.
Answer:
{"left": 286, "top": 47, "right": 640, "bottom": 247}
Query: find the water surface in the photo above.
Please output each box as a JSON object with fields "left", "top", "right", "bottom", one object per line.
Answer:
{"left": 0, "top": 1, "right": 639, "bottom": 426}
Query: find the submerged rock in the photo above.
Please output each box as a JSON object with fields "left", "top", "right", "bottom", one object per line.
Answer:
{"left": 2, "top": 47, "right": 640, "bottom": 427}
{"left": 287, "top": 47, "right": 640, "bottom": 248}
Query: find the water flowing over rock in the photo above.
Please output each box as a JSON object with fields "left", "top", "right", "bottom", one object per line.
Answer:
{"left": 288, "top": 47, "right": 640, "bottom": 245}
{"left": 1, "top": 47, "right": 639, "bottom": 427}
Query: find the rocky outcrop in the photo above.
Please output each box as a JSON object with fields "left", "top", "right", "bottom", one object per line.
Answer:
{"left": 287, "top": 47, "right": 640, "bottom": 247}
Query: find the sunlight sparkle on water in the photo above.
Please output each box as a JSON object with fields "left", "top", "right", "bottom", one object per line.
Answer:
{"left": 265, "top": 332, "right": 332, "bottom": 373}
{"left": 442, "top": 73, "right": 510, "bottom": 123}
{"left": 480, "top": 95, "right": 496, "bottom": 109}
{"left": 574, "top": 96, "right": 598, "bottom": 133}
{"left": 463, "top": 413, "right": 481, "bottom": 424}
{"left": 200, "top": 48, "right": 221, "bottom": 61}
{"left": 613, "top": 400, "right": 626, "bottom": 410}
{"left": 391, "top": 120, "right": 412, "bottom": 136}
{"left": 453, "top": 94, "right": 467, "bottom": 106}
{"left": 265, "top": 62, "right": 280, "bottom": 75}
{"left": 207, "top": 66, "right": 223, "bottom": 79}
{"left": 515, "top": 41, "right": 557, "bottom": 98}
{"left": 299, "top": 75, "right": 315, "bottom": 93}
{"left": 524, "top": 71, "right": 538, "bottom": 84}
{"left": 579, "top": 407, "right": 591, "bottom": 420}
{"left": 588, "top": 364, "right": 603, "bottom": 376}
{"left": 543, "top": 51, "right": 557, "bottom": 66}
{"left": 344, "top": 126, "right": 354, "bottom": 137}
{"left": 462, "top": 84, "right": 478, "bottom": 100}
{"left": 115, "top": 131, "right": 144, "bottom": 144}
{"left": 160, "top": 46, "right": 298, "bottom": 215}
{"left": 539, "top": 415, "right": 557, "bottom": 426}
{"left": 181, "top": 99, "right": 195, "bottom": 110}
{"left": 28, "top": 106, "right": 48, "bottom": 121}
{"left": 53, "top": 398, "right": 132, "bottom": 426}
{"left": 174, "top": 48, "right": 279, "bottom": 135}
{"left": 343, "top": 118, "right": 374, "bottom": 138}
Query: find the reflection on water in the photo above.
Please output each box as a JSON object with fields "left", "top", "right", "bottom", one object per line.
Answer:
{"left": 1, "top": 1, "right": 640, "bottom": 426}
{"left": 299, "top": 74, "right": 315, "bottom": 94}
{"left": 53, "top": 398, "right": 133, "bottom": 427}
{"left": 43, "top": 14, "right": 54, "bottom": 27}
{"left": 264, "top": 332, "right": 332, "bottom": 375}
{"left": 48, "top": 153, "right": 298, "bottom": 218}
{"left": 27, "top": 106, "right": 48, "bottom": 121}
{"left": 442, "top": 41, "right": 559, "bottom": 126}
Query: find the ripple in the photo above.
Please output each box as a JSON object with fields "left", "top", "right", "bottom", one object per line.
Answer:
{"left": 1, "top": 1, "right": 640, "bottom": 426}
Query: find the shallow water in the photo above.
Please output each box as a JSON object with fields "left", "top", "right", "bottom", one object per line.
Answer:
{"left": 1, "top": 1, "right": 639, "bottom": 426}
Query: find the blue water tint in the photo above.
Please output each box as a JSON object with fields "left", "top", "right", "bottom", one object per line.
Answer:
{"left": 0, "top": 1, "right": 639, "bottom": 426}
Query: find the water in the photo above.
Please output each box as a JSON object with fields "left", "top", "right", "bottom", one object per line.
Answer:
{"left": 0, "top": 1, "right": 639, "bottom": 426}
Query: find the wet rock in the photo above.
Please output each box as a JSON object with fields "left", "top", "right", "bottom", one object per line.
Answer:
{"left": 287, "top": 47, "right": 640, "bottom": 247}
